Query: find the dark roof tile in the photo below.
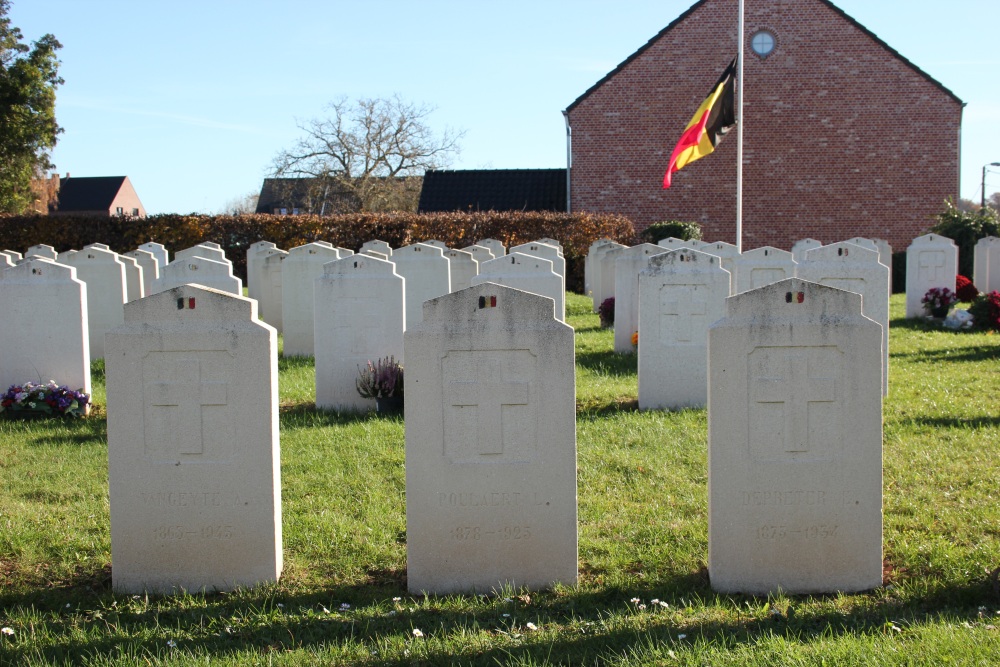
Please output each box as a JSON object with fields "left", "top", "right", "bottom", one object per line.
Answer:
{"left": 418, "top": 169, "right": 566, "bottom": 213}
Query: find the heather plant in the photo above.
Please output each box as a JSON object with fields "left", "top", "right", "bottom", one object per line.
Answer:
{"left": 955, "top": 274, "right": 979, "bottom": 302}
{"left": 355, "top": 356, "right": 403, "bottom": 399}
{"left": 969, "top": 290, "right": 1000, "bottom": 331}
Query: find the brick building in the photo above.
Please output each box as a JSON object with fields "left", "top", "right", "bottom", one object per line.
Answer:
{"left": 564, "top": 0, "right": 964, "bottom": 251}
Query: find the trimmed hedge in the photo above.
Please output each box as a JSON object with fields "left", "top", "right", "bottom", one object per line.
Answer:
{"left": 0, "top": 211, "right": 636, "bottom": 293}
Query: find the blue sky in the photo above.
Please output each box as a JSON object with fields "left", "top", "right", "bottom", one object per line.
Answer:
{"left": 10, "top": 0, "right": 1000, "bottom": 214}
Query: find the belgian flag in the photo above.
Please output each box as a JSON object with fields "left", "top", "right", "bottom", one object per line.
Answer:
{"left": 663, "top": 58, "right": 737, "bottom": 188}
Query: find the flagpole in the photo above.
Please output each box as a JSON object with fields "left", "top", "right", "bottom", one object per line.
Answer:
{"left": 736, "top": 0, "right": 745, "bottom": 253}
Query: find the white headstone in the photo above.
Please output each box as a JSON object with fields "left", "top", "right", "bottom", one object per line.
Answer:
{"left": 247, "top": 241, "right": 277, "bottom": 302}
{"left": 56, "top": 249, "right": 77, "bottom": 264}
{"left": 105, "top": 284, "right": 281, "bottom": 593}
{"left": 62, "top": 245, "right": 127, "bottom": 360}
{"left": 361, "top": 239, "right": 393, "bottom": 257}
{"left": 656, "top": 237, "right": 704, "bottom": 251}
{"left": 974, "top": 236, "right": 1000, "bottom": 293}
{"left": 702, "top": 240, "right": 739, "bottom": 280}
{"left": 613, "top": 243, "right": 666, "bottom": 353}
{"left": 336, "top": 247, "right": 355, "bottom": 257}
{"left": 791, "top": 238, "right": 823, "bottom": 263}
{"left": 585, "top": 239, "right": 615, "bottom": 299}
{"left": 405, "top": 283, "right": 577, "bottom": 594}
{"left": 138, "top": 242, "right": 168, "bottom": 269}
{"left": 733, "top": 246, "right": 797, "bottom": 294}
{"left": 844, "top": 237, "right": 891, "bottom": 270}
{"left": 153, "top": 256, "right": 242, "bottom": 297}
{"left": 258, "top": 249, "right": 288, "bottom": 332}
{"left": 281, "top": 243, "right": 342, "bottom": 357}
{"left": 905, "top": 234, "right": 959, "bottom": 318}
{"left": 360, "top": 249, "right": 388, "bottom": 261}
{"left": 591, "top": 241, "right": 627, "bottom": 312}
{"left": 314, "top": 256, "right": 405, "bottom": 411}
{"left": 2, "top": 249, "right": 23, "bottom": 262}
{"left": 393, "top": 243, "right": 450, "bottom": 329}
{"left": 125, "top": 249, "right": 159, "bottom": 297}
{"left": 175, "top": 243, "right": 231, "bottom": 267}
{"left": 478, "top": 238, "right": 506, "bottom": 257}
{"left": 422, "top": 239, "right": 449, "bottom": 250}
{"left": 708, "top": 278, "right": 882, "bottom": 594}
{"left": 119, "top": 254, "right": 144, "bottom": 303}
{"left": 444, "top": 248, "right": 478, "bottom": 293}
{"left": 473, "top": 252, "right": 563, "bottom": 321}
{"left": 799, "top": 242, "right": 891, "bottom": 395}
{"left": 638, "top": 249, "right": 731, "bottom": 409}
{"left": 25, "top": 243, "right": 58, "bottom": 260}
{"left": 462, "top": 244, "right": 495, "bottom": 264}
{"left": 510, "top": 241, "right": 565, "bottom": 286}
{"left": 537, "top": 238, "right": 564, "bottom": 252}
{"left": 0, "top": 253, "right": 12, "bottom": 269}
{"left": 0, "top": 258, "right": 91, "bottom": 397}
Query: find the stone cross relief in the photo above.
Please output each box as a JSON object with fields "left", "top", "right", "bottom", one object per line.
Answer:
{"left": 146, "top": 359, "right": 227, "bottom": 457}
{"left": 660, "top": 285, "right": 707, "bottom": 343}
{"left": 446, "top": 359, "right": 529, "bottom": 456}
{"left": 753, "top": 352, "right": 836, "bottom": 456}
{"left": 918, "top": 251, "right": 947, "bottom": 282}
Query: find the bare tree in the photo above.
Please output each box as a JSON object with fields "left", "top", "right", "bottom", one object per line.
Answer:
{"left": 270, "top": 95, "right": 463, "bottom": 213}
{"left": 220, "top": 190, "right": 260, "bottom": 215}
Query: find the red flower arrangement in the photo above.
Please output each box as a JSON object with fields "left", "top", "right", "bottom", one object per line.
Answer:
{"left": 969, "top": 291, "right": 1000, "bottom": 332}
{"left": 955, "top": 275, "right": 979, "bottom": 302}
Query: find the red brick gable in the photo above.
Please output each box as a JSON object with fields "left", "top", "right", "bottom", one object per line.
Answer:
{"left": 565, "top": 0, "right": 964, "bottom": 252}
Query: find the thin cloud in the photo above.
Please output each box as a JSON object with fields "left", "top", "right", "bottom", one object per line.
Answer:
{"left": 59, "top": 96, "right": 264, "bottom": 135}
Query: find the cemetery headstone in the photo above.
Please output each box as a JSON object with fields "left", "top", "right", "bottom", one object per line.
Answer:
{"left": 732, "top": 246, "right": 797, "bottom": 294}
{"left": 423, "top": 239, "right": 449, "bottom": 250}
{"left": 63, "top": 245, "right": 127, "bottom": 360}
{"left": 405, "top": 283, "right": 577, "bottom": 594}
{"left": 25, "top": 243, "right": 57, "bottom": 260}
{"left": 57, "top": 249, "right": 77, "bottom": 264}
{"left": 702, "top": 240, "right": 739, "bottom": 280}
{"left": 638, "top": 249, "right": 730, "bottom": 409}
{"left": 153, "top": 256, "right": 242, "bottom": 297}
{"left": 0, "top": 253, "right": 12, "bottom": 269}
{"left": 799, "top": 242, "right": 890, "bottom": 395}
{"left": 585, "top": 238, "right": 615, "bottom": 299}
{"left": 444, "top": 248, "right": 478, "bottom": 293}
{"left": 0, "top": 258, "right": 91, "bottom": 396}
{"left": 974, "top": 236, "right": 1000, "bottom": 294}
{"left": 314, "top": 255, "right": 405, "bottom": 411}
{"left": 282, "top": 243, "right": 342, "bottom": 356}
{"left": 393, "top": 243, "right": 451, "bottom": 329}
{"left": 905, "top": 234, "right": 959, "bottom": 318}
{"left": 361, "top": 239, "right": 393, "bottom": 257}
{"left": 791, "top": 238, "right": 823, "bottom": 263}
{"left": 510, "top": 241, "right": 565, "bottom": 286}
{"left": 125, "top": 249, "right": 159, "bottom": 297}
{"left": 105, "top": 284, "right": 282, "bottom": 594}
{"left": 613, "top": 243, "right": 666, "bottom": 353}
{"left": 591, "top": 242, "right": 627, "bottom": 312}
{"left": 119, "top": 254, "right": 144, "bottom": 303}
{"left": 247, "top": 241, "right": 277, "bottom": 302}
{"left": 258, "top": 249, "right": 288, "bottom": 332}
{"left": 2, "top": 249, "right": 23, "bottom": 262}
{"left": 473, "top": 252, "right": 563, "bottom": 321}
{"left": 175, "top": 243, "right": 231, "bottom": 267}
{"left": 462, "top": 244, "right": 496, "bottom": 264}
{"left": 478, "top": 238, "right": 506, "bottom": 257}
{"left": 138, "top": 242, "right": 168, "bottom": 269}
{"left": 708, "top": 278, "right": 883, "bottom": 594}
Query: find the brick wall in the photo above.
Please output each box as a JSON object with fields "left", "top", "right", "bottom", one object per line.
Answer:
{"left": 566, "top": 0, "right": 963, "bottom": 252}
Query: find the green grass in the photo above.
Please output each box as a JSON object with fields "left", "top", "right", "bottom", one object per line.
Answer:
{"left": 1, "top": 292, "right": 999, "bottom": 666}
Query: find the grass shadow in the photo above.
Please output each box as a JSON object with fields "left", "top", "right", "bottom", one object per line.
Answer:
{"left": 898, "top": 415, "right": 1000, "bottom": 430}
{"left": 892, "top": 345, "right": 1000, "bottom": 364}
{"left": 576, "top": 350, "right": 638, "bottom": 377}
{"left": 279, "top": 402, "right": 402, "bottom": 428}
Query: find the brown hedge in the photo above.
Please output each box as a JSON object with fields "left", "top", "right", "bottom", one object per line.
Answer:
{"left": 0, "top": 211, "right": 636, "bottom": 293}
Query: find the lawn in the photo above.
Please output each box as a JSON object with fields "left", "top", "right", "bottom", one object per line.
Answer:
{"left": 1, "top": 292, "right": 998, "bottom": 666}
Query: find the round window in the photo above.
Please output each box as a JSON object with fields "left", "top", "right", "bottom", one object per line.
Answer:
{"left": 751, "top": 30, "right": 776, "bottom": 58}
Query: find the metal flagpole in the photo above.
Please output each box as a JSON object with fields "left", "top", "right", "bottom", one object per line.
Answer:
{"left": 736, "top": 0, "right": 745, "bottom": 253}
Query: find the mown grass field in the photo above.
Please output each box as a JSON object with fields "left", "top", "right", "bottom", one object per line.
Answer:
{"left": 1, "top": 292, "right": 998, "bottom": 666}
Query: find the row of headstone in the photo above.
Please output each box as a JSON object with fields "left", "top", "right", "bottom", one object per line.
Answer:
{"left": 99, "top": 277, "right": 880, "bottom": 597}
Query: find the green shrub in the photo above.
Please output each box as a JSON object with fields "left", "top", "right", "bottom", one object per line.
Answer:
{"left": 929, "top": 200, "right": 1000, "bottom": 278}
{"left": 640, "top": 220, "right": 702, "bottom": 244}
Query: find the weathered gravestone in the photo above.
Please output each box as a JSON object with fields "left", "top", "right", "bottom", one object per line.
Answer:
{"left": 361, "top": 239, "right": 393, "bottom": 257}
{"left": 638, "top": 249, "right": 730, "bottom": 410}
{"left": 175, "top": 243, "right": 231, "bottom": 267}
{"left": 791, "top": 238, "right": 823, "bottom": 263}
{"left": 247, "top": 241, "right": 277, "bottom": 302}
{"left": 314, "top": 255, "right": 404, "bottom": 411}
{"left": 478, "top": 238, "right": 506, "bottom": 258}
{"left": 462, "top": 244, "right": 495, "bottom": 264}
{"left": 974, "top": 236, "right": 1000, "bottom": 294}
{"left": 905, "top": 233, "right": 958, "bottom": 318}
{"left": 538, "top": 237, "right": 563, "bottom": 253}
{"left": 405, "top": 283, "right": 577, "bottom": 594}
{"left": 62, "top": 245, "right": 127, "bottom": 360}
{"left": 105, "top": 284, "right": 282, "bottom": 593}
{"left": 510, "top": 241, "right": 565, "bottom": 288}
{"left": 799, "top": 242, "right": 890, "bottom": 396}
{"left": 585, "top": 238, "right": 615, "bottom": 299}
{"left": 138, "top": 242, "right": 168, "bottom": 269}
{"left": 119, "top": 254, "right": 144, "bottom": 302}
{"left": 702, "top": 240, "right": 739, "bottom": 279}
{"left": 732, "top": 246, "right": 797, "bottom": 294}
{"left": 422, "top": 239, "right": 449, "bottom": 250}
{"left": 708, "top": 279, "right": 883, "bottom": 594}
{"left": 258, "top": 249, "right": 288, "bottom": 332}
{"left": 657, "top": 237, "right": 704, "bottom": 251}
{"left": 472, "top": 252, "right": 563, "bottom": 321}
{"left": 444, "top": 249, "right": 478, "bottom": 293}
{"left": 590, "top": 241, "right": 627, "bottom": 312}
{"left": 0, "top": 258, "right": 91, "bottom": 396}
{"left": 281, "top": 243, "right": 342, "bottom": 356}
{"left": 25, "top": 243, "right": 58, "bottom": 260}
{"left": 125, "top": 249, "right": 159, "bottom": 297}
{"left": 153, "top": 256, "right": 242, "bottom": 297}
{"left": 613, "top": 243, "right": 665, "bottom": 352}
{"left": 393, "top": 243, "right": 451, "bottom": 329}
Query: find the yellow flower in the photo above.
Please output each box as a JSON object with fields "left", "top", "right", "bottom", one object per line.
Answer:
{"left": 631, "top": 331, "right": 639, "bottom": 346}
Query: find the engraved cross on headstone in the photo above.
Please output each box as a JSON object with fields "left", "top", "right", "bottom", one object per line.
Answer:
{"left": 661, "top": 287, "right": 707, "bottom": 343}
{"left": 753, "top": 353, "right": 836, "bottom": 454}
{"left": 334, "top": 299, "right": 382, "bottom": 355}
{"left": 147, "top": 359, "right": 227, "bottom": 455}
{"left": 918, "top": 251, "right": 946, "bottom": 282}
{"left": 446, "top": 360, "right": 529, "bottom": 455}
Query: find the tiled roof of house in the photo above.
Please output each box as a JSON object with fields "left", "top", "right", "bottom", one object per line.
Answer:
{"left": 418, "top": 169, "right": 567, "bottom": 213}
{"left": 55, "top": 176, "right": 127, "bottom": 212}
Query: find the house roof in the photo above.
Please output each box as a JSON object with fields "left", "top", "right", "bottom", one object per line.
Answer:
{"left": 56, "top": 176, "right": 128, "bottom": 211}
{"left": 256, "top": 177, "right": 361, "bottom": 213}
{"left": 565, "top": 0, "right": 963, "bottom": 113}
{"left": 418, "top": 169, "right": 567, "bottom": 213}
